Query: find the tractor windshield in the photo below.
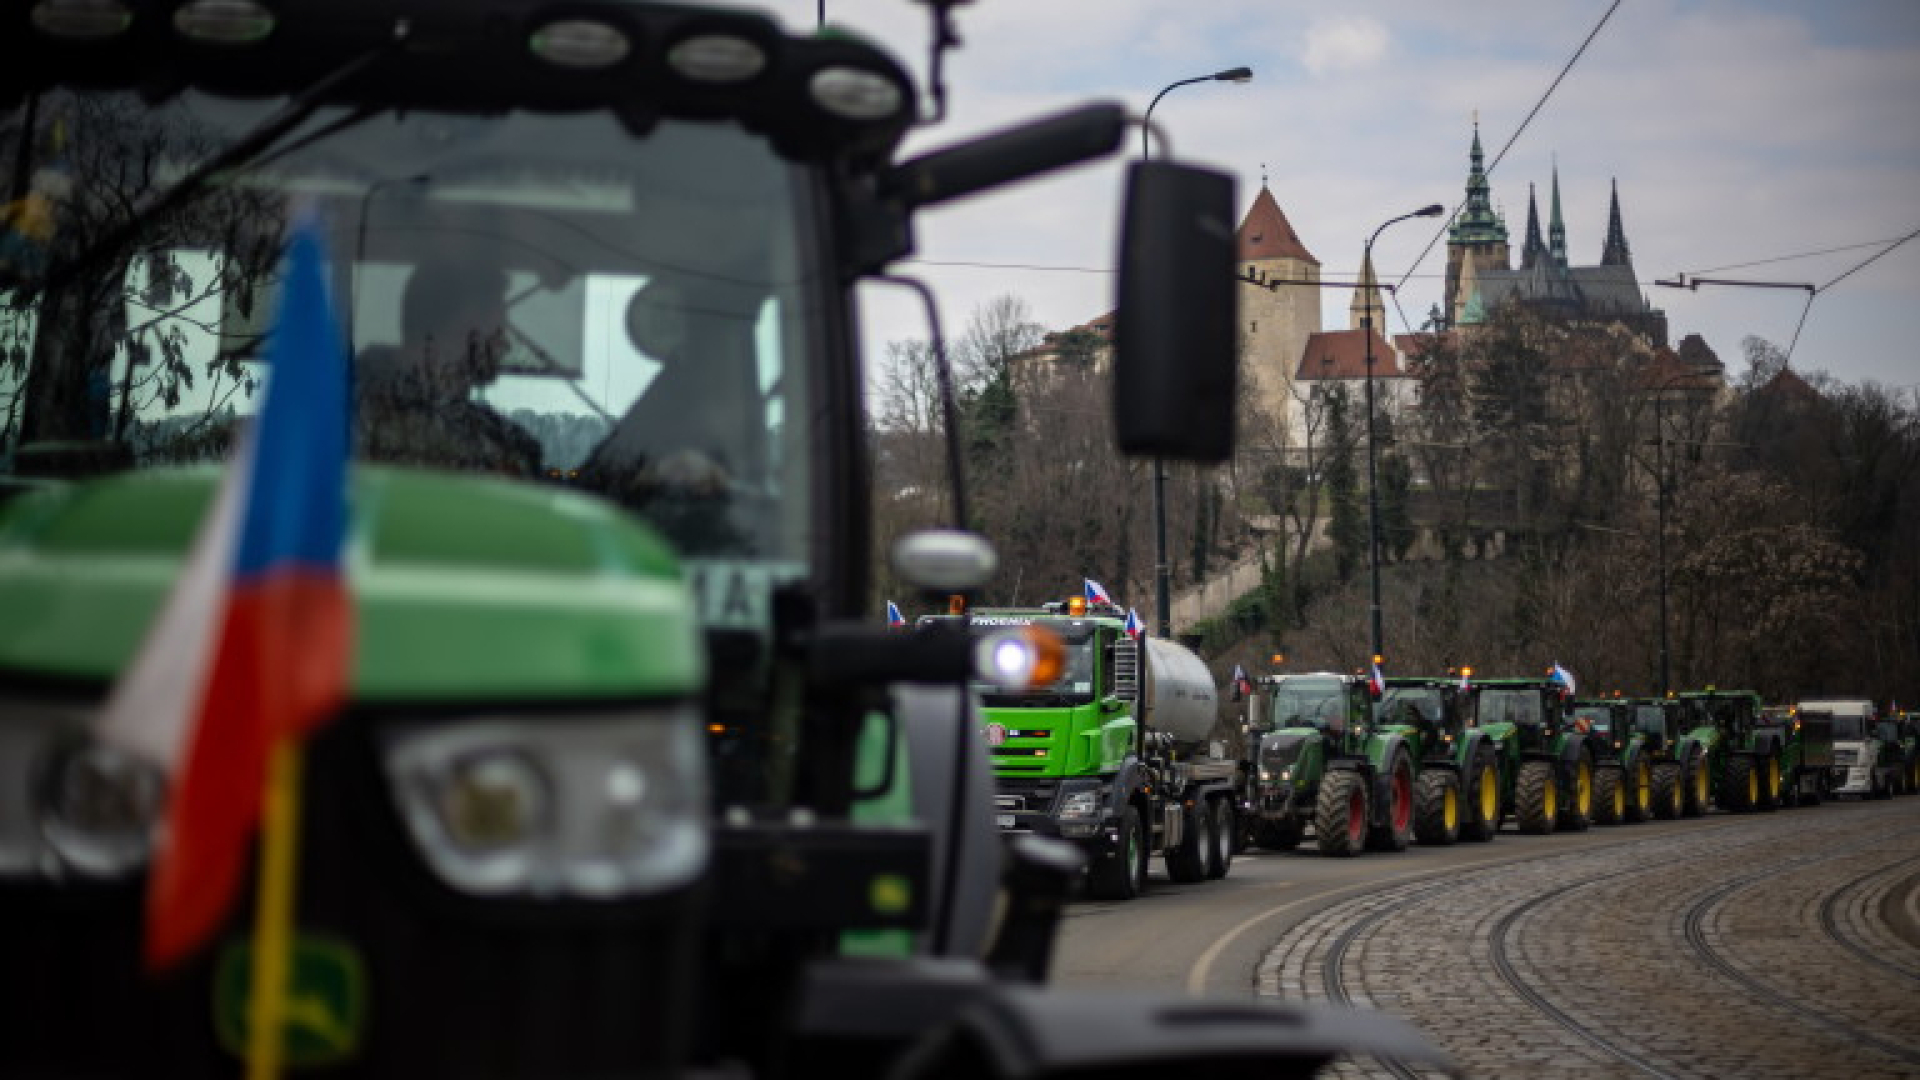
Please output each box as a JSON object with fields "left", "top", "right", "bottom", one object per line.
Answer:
{"left": 1478, "top": 688, "right": 1544, "bottom": 727}
{"left": 1268, "top": 677, "right": 1351, "bottom": 730}
{"left": 2, "top": 91, "right": 815, "bottom": 610}
{"left": 1635, "top": 705, "right": 1672, "bottom": 738}
{"left": 1379, "top": 686, "right": 1444, "bottom": 729}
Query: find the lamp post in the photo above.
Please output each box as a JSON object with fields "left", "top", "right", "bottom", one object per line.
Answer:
{"left": 1142, "top": 66, "right": 1251, "bottom": 638}
{"left": 1362, "top": 204, "right": 1444, "bottom": 660}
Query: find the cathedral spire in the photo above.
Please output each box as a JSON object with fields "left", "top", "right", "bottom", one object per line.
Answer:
{"left": 1548, "top": 161, "right": 1568, "bottom": 271}
{"left": 1449, "top": 119, "right": 1509, "bottom": 248}
{"left": 1521, "top": 182, "right": 1546, "bottom": 270}
{"left": 1602, "top": 177, "right": 1632, "bottom": 267}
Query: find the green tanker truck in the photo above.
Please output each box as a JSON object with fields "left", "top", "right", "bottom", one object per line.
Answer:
{"left": 940, "top": 594, "right": 1240, "bottom": 901}
{"left": 0, "top": 2, "right": 1440, "bottom": 1077}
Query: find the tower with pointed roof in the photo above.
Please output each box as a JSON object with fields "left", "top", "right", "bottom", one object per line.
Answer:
{"left": 1443, "top": 122, "right": 1510, "bottom": 329}
{"left": 1236, "top": 181, "right": 1321, "bottom": 427}
{"left": 1349, "top": 251, "right": 1385, "bottom": 332}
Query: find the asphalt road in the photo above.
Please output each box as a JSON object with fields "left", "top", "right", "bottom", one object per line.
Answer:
{"left": 1047, "top": 796, "right": 1920, "bottom": 1079}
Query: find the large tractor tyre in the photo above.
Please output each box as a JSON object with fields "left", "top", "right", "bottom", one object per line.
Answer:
{"left": 1758, "top": 754, "right": 1782, "bottom": 812}
{"left": 1461, "top": 748, "right": 1502, "bottom": 842}
{"left": 1624, "top": 758, "right": 1653, "bottom": 823}
{"left": 1088, "top": 804, "right": 1149, "bottom": 901}
{"left": 1314, "top": 770, "right": 1370, "bottom": 857}
{"left": 1165, "top": 802, "right": 1207, "bottom": 883}
{"left": 1557, "top": 756, "right": 1593, "bottom": 832}
{"left": 1650, "top": 761, "right": 1682, "bottom": 820}
{"left": 1723, "top": 754, "right": 1756, "bottom": 813}
{"left": 1682, "top": 753, "right": 1711, "bottom": 817}
{"left": 1413, "top": 768, "right": 1462, "bottom": 845}
{"left": 1253, "top": 817, "right": 1305, "bottom": 852}
{"left": 1515, "top": 760, "right": 1559, "bottom": 835}
{"left": 1593, "top": 764, "right": 1624, "bottom": 826}
{"left": 1367, "top": 753, "right": 1415, "bottom": 853}
{"left": 1204, "top": 796, "right": 1234, "bottom": 880}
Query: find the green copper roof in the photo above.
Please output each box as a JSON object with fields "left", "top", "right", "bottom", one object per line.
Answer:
{"left": 1449, "top": 122, "right": 1508, "bottom": 247}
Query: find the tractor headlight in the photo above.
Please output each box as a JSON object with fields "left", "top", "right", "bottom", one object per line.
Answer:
{"left": 39, "top": 738, "right": 167, "bottom": 877}
{"left": 382, "top": 707, "right": 707, "bottom": 898}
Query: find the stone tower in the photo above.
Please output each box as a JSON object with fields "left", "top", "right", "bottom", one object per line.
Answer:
{"left": 1235, "top": 181, "right": 1320, "bottom": 429}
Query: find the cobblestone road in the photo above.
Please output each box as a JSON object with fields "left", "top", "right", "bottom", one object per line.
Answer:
{"left": 1256, "top": 798, "right": 1920, "bottom": 1079}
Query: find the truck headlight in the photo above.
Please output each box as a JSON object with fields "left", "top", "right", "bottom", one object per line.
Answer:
{"left": 382, "top": 707, "right": 707, "bottom": 898}
{"left": 1058, "top": 789, "right": 1099, "bottom": 819}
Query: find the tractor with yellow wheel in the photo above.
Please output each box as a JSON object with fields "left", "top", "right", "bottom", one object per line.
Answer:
{"left": 1678, "top": 689, "right": 1785, "bottom": 813}
{"left": 1378, "top": 675, "right": 1501, "bottom": 845}
{"left": 1471, "top": 676, "right": 1598, "bottom": 835}
{"left": 1571, "top": 697, "right": 1653, "bottom": 825}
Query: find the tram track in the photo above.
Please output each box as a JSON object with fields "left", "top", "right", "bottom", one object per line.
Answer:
{"left": 1300, "top": 806, "right": 1920, "bottom": 1079}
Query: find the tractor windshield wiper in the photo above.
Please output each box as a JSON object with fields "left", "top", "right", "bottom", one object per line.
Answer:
{"left": 39, "top": 37, "right": 401, "bottom": 298}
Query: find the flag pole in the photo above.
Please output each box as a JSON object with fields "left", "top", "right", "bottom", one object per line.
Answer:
{"left": 245, "top": 737, "right": 305, "bottom": 1080}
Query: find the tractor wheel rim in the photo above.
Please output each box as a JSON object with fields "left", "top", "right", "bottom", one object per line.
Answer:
{"left": 1636, "top": 764, "right": 1650, "bottom": 808}
{"left": 1393, "top": 769, "right": 1412, "bottom": 832}
{"left": 1544, "top": 773, "right": 1557, "bottom": 819}
{"left": 1480, "top": 766, "right": 1498, "bottom": 821}
{"left": 1443, "top": 785, "right": 1458, "bottom": 831}
{"left": 1696, "top": 766, "right": 1708, "bottom": 803}
{"left": 1769, "top": 758, "right": 1780, "bottom": 797}
{"left": 1748, "top": 768, "right": 1758, "bottom": 803}
{"left": 1613, "top": 779, "right": 1625, "bottom": 818}
{"left": 1348, "top": 787, "right": 1366, "bottom": 848}
{"left": 1577, "top": 764, "right": 1592, "bottom": 814}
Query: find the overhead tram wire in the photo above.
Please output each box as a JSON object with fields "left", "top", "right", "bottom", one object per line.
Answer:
{"left": 1393, "top": 0, "right": 1622, "bottom": 296}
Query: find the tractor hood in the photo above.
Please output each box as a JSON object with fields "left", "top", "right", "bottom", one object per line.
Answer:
{"left": 0, "top": 466, "right": 702, "bottom": 701}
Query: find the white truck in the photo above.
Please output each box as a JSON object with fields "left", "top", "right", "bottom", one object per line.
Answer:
{"left": 1800, "top": 698, "right": 1900, "bottom": 798}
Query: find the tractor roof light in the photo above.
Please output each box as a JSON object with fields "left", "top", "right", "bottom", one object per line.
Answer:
{"left": 528, "top": 17, "right": 633, "bottom": 70}
{"left": 30, "top": 0, "right": 133, "bottom": 38}
{"left": 809, "top": 64, "right": 906, "bottom": 120}
{"left": 173, "top": 0, "right": 275, "bottom": 43}
{"left": 667, "top": 31, "right": 767, "bottom": 83}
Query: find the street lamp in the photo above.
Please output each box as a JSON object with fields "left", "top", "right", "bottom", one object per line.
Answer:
{"left": 1141, "top": 66, "right": 1251, "bottom": 638}
{"left": 1363, "top": 204, "right": 1444, "bottom": 660}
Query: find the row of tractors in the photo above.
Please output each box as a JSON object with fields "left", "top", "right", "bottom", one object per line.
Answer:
{"left": 1240, "top": 671, "right": 1919, "bottom": 857}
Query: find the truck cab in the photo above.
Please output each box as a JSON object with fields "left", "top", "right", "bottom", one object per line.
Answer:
{"left": 1798, "top": 698, "right": 1893, "bottom": 799}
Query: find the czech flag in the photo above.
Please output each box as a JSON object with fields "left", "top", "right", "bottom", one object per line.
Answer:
{"left": 1123, "top": 607, "right": 1143, "bottom": 640}
{"left": 886, "top": 600, "right": 906, "bottom": 628}
{"left": 1231, "top": 664, "right": 1253, "bottom": 700}
{"left": 95, "top": 215, "right": 351, "bottom": 972}
{"left": 1369, "top": 658, "right": 1386, "bottom": 697}
{"left": 1084, "top": 578, "right": 1113, "bottom": 606}
{"left": 1550, "top": 663, "right": 1576, "bottom": 697}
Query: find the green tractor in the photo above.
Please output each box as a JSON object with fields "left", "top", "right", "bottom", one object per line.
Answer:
{"left": 1761, "top": 705, "right": 1836, "bottom": 806}
{"left": 1571, "top": 697, "right": 1652, "bottom": 825}
{"left": 1243, "top": 672, "right": 1416, "bottom": 857}
{"left": 1376, "top": 675, "right": 1503, "bottom": 845}
{"left": 1676, "top": 689, "right": 1786, "bottom": 812}
{"left": 1894, "top": 711, "right": 1920, "bottom": 794}
{"left": 1470, "top": 676, "right": 1597, "bottom": 834}
{"left": 1632, "top": 697, "right": 1705, "bottom": 819}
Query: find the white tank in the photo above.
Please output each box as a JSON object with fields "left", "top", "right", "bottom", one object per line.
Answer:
{"left": 1139, "top": 636, "right": 1219, "bottom": 744}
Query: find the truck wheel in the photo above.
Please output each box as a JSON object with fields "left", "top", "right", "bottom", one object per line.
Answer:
{"left": 1682, "top": 753, "right": 1709, "bottom": 817}
{"left": 1413, "top": 768, "right": 1461, "bottom": 845}
{"left": 1459, "top": 747, "right": 1501, "bottom": 842}
{"left": 1724, "top": 755, "right": 1756, "bottom": 812}
{"left": 1516, "top": 760, "right": 1558, "bottom": 834}
{"left": 1314, "top": 770, "right": 1369, "bottom": 857}
{"left": 1367, "top": 752, "right": 1414, "bottom": 853}
{"left": 1624, "top": 759, "right": 1653, "bottom": 823}
{"left": 1593, "top": 765, "right": 1623, "bottom": 826}
{"left": 1204, "top": 797, "right": 1234, "bottom": 880}
{"left": 1088, "top": 804, "right": 1148, "bottom": 901}
{"left": 1254, "top": 817, "right": 1303, "bottom": 851}
{"left": 1651, "top": 761, "right": 1681, "bottom": 820}
{"left": 1164, "top": 802, "right": 1207, "bottom": 883}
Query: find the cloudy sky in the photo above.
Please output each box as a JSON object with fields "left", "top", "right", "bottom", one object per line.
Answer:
{"left": 800, "top": 1, "right": 1919, "bottom": 394}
